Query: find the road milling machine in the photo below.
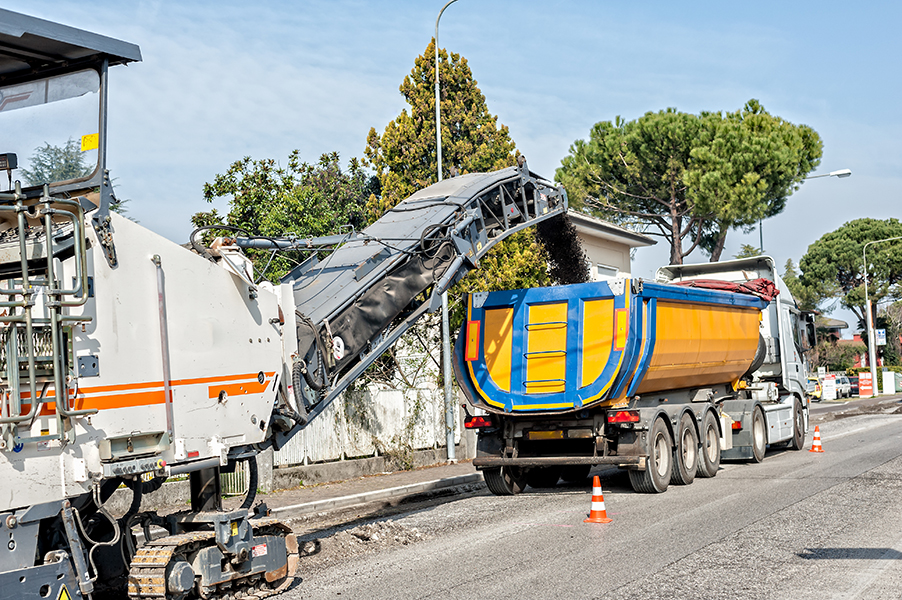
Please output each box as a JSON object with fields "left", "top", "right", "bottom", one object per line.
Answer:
{"left": 0, "top": 10, "right": 568, "bottom": 599}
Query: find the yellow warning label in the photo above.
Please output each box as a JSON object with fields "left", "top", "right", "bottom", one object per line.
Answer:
{"left": 80, "top": 133, "right": 99, "bottom": 152}
{"left": 57, "top": 584, "right": 72, "bottom": 600}
{"left": 231, "top": 521, "right": 238, "bottom": 537}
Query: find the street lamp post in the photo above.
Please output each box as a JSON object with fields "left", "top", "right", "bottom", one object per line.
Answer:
{"left": 435, "top": 0, "right": 458, "bottom": 184}
{"left": 436, "top": 0, "right": 459, "bottom": 463}
{"left": 863, "top": 235, "right": 902, "bottom": 396}
{"left": 758, "top": 169, "right": 852, "bottom": 252}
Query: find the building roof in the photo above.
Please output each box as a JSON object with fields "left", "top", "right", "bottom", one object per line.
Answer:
{"left": 567, "top": 210, "right": 656, "bottom": 248}
{"left": 819, "top": 317, "right": 849, "bottom": 331}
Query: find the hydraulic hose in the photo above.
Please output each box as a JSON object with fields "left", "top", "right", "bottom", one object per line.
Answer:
{"left": 294, "top": 358, "right": 324, "bottom": 393}
{"left": 121, "top": 479, "right": 144, "bottom": 523}
{"left": 240, "top": 456, "right": 258, "bottom": 511}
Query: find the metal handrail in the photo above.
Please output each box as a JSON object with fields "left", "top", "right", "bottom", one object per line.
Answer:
{"left": 39, "top": 195, "right": 89, "bottom": 306}
{"left": 524, "top": 321, "right": 567, "bottom": 330}
{"left": 41, "top": 191, "right": 95, "bottom": 418}
{"left": 0, "top": 185, "right": 96, "bottom": 428}
{"left": 524, "top": 378, "right": 567, "bottom": 385}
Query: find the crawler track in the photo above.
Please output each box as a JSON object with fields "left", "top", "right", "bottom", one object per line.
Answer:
{"left": 128, "top": 519, "right": 298, "bottom": 600}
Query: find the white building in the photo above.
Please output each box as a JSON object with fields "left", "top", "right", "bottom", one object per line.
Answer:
{"left": 567, "top": 210, "right": 656, "bottom": 280}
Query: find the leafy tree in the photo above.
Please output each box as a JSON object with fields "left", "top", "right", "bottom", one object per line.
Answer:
{"left": 799, "top": 218, "right": 902, "bottom": 328}
{"left": 734, "top": 244, "right": 763, "bottom": 259}
{"left": 557, "top": 101, "right": 822, "bottom": 264}
{"left": 364, "top": 40, "right": 555, "bottom": 327}
{"left": 782, "top": 258, "right": 834, "bottom": 313}
{"left": 688, "top": 101, "right": 822, "bottom": 260}
{"left": 881, "top": 301, "right": 902, "bottom": 365}
{"left": 21, "top": 138, "right": 92, "bottom": 186}
{"left": 813, "top": 337, "right": 865, "bottom": 371}
{"left": 194, "top": 151, "right": 377, "bottom": 281}
{"left": 22, "top": 139, "right": 131, "bottom": 215}
{"left": 858, "top": 304, "right": 902, "bottom": 367}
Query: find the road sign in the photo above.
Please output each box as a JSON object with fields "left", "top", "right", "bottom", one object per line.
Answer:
{"left": 876, "top": 329, "right": 887, "bottom": 346}
{"left": 817, "top": 366, "right": 826, "bottom": 378}
{"left": 860, "top": 372, "right": 874, "bottom": 396}
{"left": 822, "top": 375, "right": 837, "bottom": 401}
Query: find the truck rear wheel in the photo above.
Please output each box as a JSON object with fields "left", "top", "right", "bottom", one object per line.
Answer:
{"left": 484, "top": 466, "right": 527, "bottom": 495}
{"left": 697, "top": 410, "right": 721, "bottom": 478}
{"left": 526, "top": 466, "right": 561, "bottom": 489}
{"left": 670, "top": 412, "right": 698, "bottom": 485}
{"left": 751, "top": 406, "right": 767, "bottom": 463}
{"left": 628, "top": 417, "right": 672, "bottom": 493}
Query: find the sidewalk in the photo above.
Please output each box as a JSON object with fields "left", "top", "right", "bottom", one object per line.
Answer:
{"left": 225, "top": 460, "right": 484, "bottom": 521}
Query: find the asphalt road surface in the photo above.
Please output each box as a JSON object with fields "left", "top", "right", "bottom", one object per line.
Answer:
{"left": 287, "top": 398, "right": 902, "bottom": 600}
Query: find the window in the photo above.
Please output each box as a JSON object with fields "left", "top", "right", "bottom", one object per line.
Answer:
{"left": 595, "top": 263, "right": 618, "bottom": 280}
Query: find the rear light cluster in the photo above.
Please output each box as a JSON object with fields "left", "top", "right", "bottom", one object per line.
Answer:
{"left": 607, "top": 410, "right": 640, "bottom": 424}
{"left": 464, "top": 415, "right": 493, "bottom": 429}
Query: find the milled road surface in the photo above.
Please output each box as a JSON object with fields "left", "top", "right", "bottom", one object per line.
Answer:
{"left": 285, "top": 399, "right": 902, "bottom": 599}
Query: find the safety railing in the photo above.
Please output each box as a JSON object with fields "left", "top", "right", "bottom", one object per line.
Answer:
{"left": 0, "top": 183, "right": 93, "bottom": 451}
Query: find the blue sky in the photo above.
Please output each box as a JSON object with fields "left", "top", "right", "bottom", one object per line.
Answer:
{"left": 7, "top": 1, "right": 901, "bottom": 335}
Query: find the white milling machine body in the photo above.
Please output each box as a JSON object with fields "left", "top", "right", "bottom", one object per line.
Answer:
{"left": 0, "top": 10, "right": 568, "bottom": 600}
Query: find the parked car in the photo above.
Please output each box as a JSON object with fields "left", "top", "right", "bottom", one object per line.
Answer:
{"left": 849, "top": 376, "right": 859, "bottom": 396}
{"left": 807, "top": 376, "right": 822, "bottom": 401}
{"left": 836, "top": 375, "right": 852, "bottom": 398}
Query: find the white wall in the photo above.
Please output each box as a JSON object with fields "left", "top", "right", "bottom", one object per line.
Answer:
{"left": 579, "top": 237, "right": 633, "bottom": 280}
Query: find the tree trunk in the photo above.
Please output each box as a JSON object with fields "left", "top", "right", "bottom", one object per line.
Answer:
{"left": 669, "top": 214, "right": 682, "bottom": 265}
{"left": 709, "top": 226, "right": 728, "bottom": 262}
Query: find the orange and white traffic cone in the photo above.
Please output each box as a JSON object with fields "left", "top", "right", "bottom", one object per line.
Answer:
{"left": 584, "top": 475, "right": 613, "bottom": 523}
{"left": 809, "top": 425, "right": 825, "bottom": 453}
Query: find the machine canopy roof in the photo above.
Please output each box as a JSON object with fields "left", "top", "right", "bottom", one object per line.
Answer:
{"left": 0, "top": 9, "right": 141, "bottom": 82}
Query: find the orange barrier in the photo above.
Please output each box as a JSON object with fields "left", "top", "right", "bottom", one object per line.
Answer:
{"left": 584, "top": 476, "right": 613, "bottom": 523}
{"left": 809, "top": 425, "right": 824, "bottom": 453}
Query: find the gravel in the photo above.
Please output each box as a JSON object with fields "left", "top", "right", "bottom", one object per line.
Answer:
{"left": 298, "top": 519, "right": 428, "bottom": 570}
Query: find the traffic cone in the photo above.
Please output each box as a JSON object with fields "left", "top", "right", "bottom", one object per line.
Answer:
{"left": 584, "top": 476, "right": 613, "bottom": 523}
{"left": 809, "top": 425, "right": 825, "bottom": 453}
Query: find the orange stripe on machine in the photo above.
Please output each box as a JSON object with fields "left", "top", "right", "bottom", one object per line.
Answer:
{"left": 15, "top": 372, "right": 275, "bottom": 414}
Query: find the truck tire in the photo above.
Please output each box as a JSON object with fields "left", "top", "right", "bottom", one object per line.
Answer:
{"left": 670, "top": 412, "right": 698, "bottom": 485}
{"left": 751, "top": 405, "right": 767, "bottom": 463}
{"left": 788, "top": 397, "right": 805, "bottom": 451}
{"left": 697, "top": 410, "right": 721, "bottom": 478}
{"left": 526, "top": 466, "right": 561, "bottom": 489}
{"left": 560, "top": 465, "right": 591, "bottom": 483}
{"left": 628, "top": 417, "right": 672, "bottom": 493}
{"left": 484, "top": 466, "right": 527, "bottom": 496}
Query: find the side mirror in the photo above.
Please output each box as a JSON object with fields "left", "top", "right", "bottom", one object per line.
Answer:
{"left": 804, "top": 313, "right": 817, "bottom": 349}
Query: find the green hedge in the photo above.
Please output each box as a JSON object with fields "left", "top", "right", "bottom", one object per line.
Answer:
{"left": 846, "top": 366, "right": 902, "bottom": 376}
{"left": 846, "top": 366, "right": 902, "bottom": 393}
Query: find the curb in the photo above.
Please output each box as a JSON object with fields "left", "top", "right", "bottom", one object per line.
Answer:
{"left": 270, "top": 472, "right": 485, "bottom": 518}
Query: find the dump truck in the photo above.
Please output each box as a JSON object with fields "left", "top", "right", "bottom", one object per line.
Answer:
{"left": 453, "top": 256, "right": 816, "bottom": 494}
{"left": 0, "top": 9, "right": 571, "bottom": 600}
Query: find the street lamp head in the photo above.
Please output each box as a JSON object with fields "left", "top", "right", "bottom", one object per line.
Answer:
{"left": 829, "top": 168, "right": 852, "bottom": 178}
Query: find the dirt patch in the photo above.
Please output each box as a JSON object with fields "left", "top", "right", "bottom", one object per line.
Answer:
{"left": 298, "top": 519, "right": 427, "bottom": 570}
{"left": 815, "top": 399, "right": 902, "bottom": 422}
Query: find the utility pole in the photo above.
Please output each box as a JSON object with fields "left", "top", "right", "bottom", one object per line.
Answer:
{"left": 436, "top": 0, "right": 459, "bottom": 463}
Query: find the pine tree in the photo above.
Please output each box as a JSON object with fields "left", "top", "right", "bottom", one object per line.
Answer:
{"left": 364, "top": 39, "right": 517, "bottom": 218}
{"left": 364, "top": 40, "right": 552, "bottom": 327}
